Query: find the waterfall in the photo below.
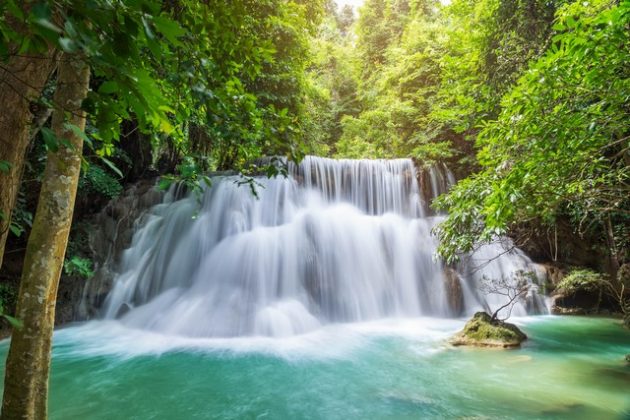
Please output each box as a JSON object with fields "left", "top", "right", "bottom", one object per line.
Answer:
{"left": 96, "top": 156, "right": 547, "bottom": 338}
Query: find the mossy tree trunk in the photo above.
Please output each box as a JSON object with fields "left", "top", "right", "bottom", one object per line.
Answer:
{"left": 1, "top": 54, "right": 90, "bottom": 420}
{"left": 0, "top": 9, "right": 56, "bottom": 270}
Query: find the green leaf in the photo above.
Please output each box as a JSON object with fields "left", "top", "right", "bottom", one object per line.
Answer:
{"left": 30, "top": 3, "right": 62, "bottom": 34}
{"left": 0, "top": 160, "right": 11, "bottom": 173}
{"left": 34, "top": 18, "right": 63, "bottom": 34}
{"left": 141, "top": 16, "right": 155, "bottom": 40}
{"left": 158, "top": 177, "right": 174, "bottom": 191}
{"left": 99, "top": 157, "right": 123, "bottom": 178}
{"left": 5, "top": 0, "right": 25, "bottom": 20}
{"left": 112, "top": 32, "right": 133, "bottom": 58}
{"left": 153, "top": 16, "right": 185, "bottom": 46}
{"left": 63, "top": 122, "right": 93, "bottom": 148}
{"left": 58, "top": 37, "right": 78, "bottom": 53}
{"left": 9, "top": 223, "right": 23, "bottom": 237}
{"left": 98, "top": 81, "right": 119, "bottom": 94}
{"left": 40, "top": 127, "right": 58, "bottom": 152}
{"left": 2, "top": 314, "right": 23, "bottom": 330}
{"left": 63, "top": 256, "right": 94, "bottom": 278}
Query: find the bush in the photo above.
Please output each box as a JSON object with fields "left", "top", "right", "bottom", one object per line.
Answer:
{"left": 0, "top": 284, "right": 17, "bottom": 314}
{"left": 63, "top": 256, "right": 94, "bottom": 278}
{"left": 79, "top": 164, "right": 122, "bottom": 199}
{"left": 557, "top": 269, "right": 606, "bottom": 294}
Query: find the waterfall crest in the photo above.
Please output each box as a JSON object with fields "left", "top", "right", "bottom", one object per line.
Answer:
{"left": 97, "top": 156, "right": 546, "bottom": 338}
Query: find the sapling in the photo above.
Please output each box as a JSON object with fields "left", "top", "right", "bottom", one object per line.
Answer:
{"left": 479, "top": 270, "right": 535, "bottom": 322}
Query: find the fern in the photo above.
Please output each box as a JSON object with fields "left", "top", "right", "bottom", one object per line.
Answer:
{"left": 79, "top": 164, "right": 123, "bottom": 199}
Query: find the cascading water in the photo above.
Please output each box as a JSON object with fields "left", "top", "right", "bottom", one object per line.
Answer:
{"left": 96, "top": 156, "right": 547, "bottom": 338}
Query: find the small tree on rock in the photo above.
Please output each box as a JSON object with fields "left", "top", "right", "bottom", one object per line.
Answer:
{"left": 479, "top": 270, "right": 534, "bottom": 322}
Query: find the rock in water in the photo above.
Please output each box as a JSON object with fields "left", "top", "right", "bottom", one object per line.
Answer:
{"left": 450, "top": 312, "right": 527, "bottom": 348}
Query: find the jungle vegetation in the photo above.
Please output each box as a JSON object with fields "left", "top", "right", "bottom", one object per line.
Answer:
{"left": 0, "top": 0, "right": 628, "bottom": 417}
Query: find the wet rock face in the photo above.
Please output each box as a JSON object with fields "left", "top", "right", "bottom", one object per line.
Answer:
{"left": 77, "top": 179, "right": 163, "bottom": 319}
{"left": 543, "top": 264, "right": 565, "bottom": 289}
{"left": 450, "top": 311, "right": 527, "bottom": 348}
{"left": 443, "top": 268, "right": 463, "bottom": 316}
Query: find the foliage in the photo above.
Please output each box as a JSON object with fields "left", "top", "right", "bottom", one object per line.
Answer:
{"left": 178, "top": 0, "right": 325, "bottom": 172}
{"left": 0, "top": 284, "right": 21, "bottom": 329}
{"left": 1, "top": 0, "right": 324, "bottom": 185}
{"left": 435, "top": 0, "right": 630, "bottom": 262}
{"left": 6, "top": 191, "right": 32, "bottom": 238}
{"left": 303, "top": 2, "right": 360, "bottom": 155}
{"left": 315, "top": 0, "right": 562, "bottom": 167}
{"left": 557, "top": 269, "right": 606, "bottom": 293}
{"left": 557, "top": 267, "right": 630, "bottom": 325}
{"left": 78, "top": 164, "right": 123, "bottom": 199}
{"left": 63, "top": 256, "right": 94, "bottom": 279}
{"left": 1, "top": 0, "right": 182, "bottom": 149}
{"left": 0, "top": 283, "right": 16, "bottom": 310}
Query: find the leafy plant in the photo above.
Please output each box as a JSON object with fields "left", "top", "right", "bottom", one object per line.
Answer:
{"left": 79, "top": 164, "right": 123, "bottom": 199}
{"left": 557, "top": 269, "right": 606, "bottom": 294}
{"left": 558, "top": 268, "right": 630, "bottom": 324}
{"left": 7, "top": 192, "right": 33, "bottom": 238}
{"left": 63, "top": 256, "right": 94, "bottom": 279}
{"left": 435, "top": 0, "right": 630, "bottom": 263}
{"left": 0, "top": 284, "right": 21, "bottom": 329}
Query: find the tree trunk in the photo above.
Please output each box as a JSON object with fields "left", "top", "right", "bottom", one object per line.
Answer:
{"left": 0, "top": 10, "right": 56, "bottom": 271}
{"left": 1, "top": 55, "right": 90, "bottom": 420}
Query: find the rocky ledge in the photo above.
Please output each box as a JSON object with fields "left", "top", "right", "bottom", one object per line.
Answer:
{"left": 451, "top": 312, "right": 527, "bottom": 348}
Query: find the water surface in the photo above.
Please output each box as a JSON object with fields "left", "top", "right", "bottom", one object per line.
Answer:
{"left": 1, "top": 316, "right": 628, "bottom": 419}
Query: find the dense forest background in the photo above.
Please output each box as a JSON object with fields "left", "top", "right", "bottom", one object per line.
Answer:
{"left": 306, "top": 0, "right": 628, "bottom": 275}
{"left": 0, "top": 0, "right": 628, "bottom": 417}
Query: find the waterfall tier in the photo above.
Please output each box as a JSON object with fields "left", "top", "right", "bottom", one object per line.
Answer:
{"left": 97, "top": 156, "right": 546, "bottom": 338}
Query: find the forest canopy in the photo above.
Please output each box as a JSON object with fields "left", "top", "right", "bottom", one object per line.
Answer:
{"left": 306, "top": 0, "right": 629, "bottom": 271}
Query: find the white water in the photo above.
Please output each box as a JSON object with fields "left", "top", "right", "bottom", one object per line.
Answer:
{"left": 96, "top": 156, "right": 547, "bottom": 338}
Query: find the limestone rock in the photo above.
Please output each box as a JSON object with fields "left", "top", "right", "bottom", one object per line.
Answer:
{"left": 443, "top": 268, "right": 463, "bottom": 316}
{"left": 451, "top": 312, "right": 527, "bottom": 348}
{"left": 542, "top": 264, "right": 565, "bottom": 290}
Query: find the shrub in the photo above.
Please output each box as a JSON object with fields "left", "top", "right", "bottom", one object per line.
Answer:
{"left": 79, "top": 164, "right": 123, "bottom": 199}
{"left": 557, "top": 269, "right": 606, "bottom": 294}
{"left": 63, "top": 256, "right": 94, "bottom": 278}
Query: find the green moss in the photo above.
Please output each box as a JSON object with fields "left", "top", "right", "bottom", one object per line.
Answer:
{"left": 451, "top": 312, "right": 527, "bottom": 348}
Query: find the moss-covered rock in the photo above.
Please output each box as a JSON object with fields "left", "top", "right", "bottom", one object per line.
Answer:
{"left": 451, "top": 312, "right": 527, "bottom": 348}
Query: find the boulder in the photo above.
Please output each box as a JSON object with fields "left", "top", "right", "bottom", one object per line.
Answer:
{"left": 450, "top": 312, "right": 527, "bottom": 348}
{"left": 542, "top": 263, "right": 565, "bottom": 290}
